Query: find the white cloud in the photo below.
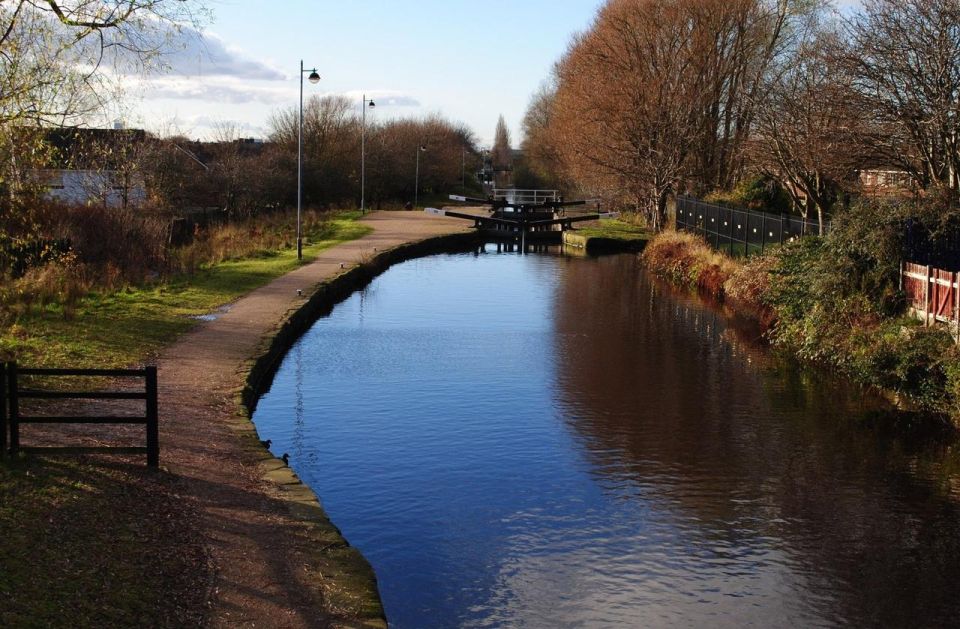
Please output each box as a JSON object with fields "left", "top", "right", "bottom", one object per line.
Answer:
{"left": 183, "top": 114, "right": 266, "bottom": 136}
{"left": 157, "top": 28, "right": 285, "bottom": 81}
{"left": 105, "top": 22, "right": 285, "bottom": 82}
{"left": 142, "top": 75, "right": 290, "bottom": 105}
{"left": 341, "top": 90, "right": 421, "bottom": 108}
{"left": 132, "top": 109, "right": 269, "bottom": 141}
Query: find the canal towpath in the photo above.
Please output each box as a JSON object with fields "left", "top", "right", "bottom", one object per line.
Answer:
{"left": 155, "top": 211, "right": 470, "bottom": 627}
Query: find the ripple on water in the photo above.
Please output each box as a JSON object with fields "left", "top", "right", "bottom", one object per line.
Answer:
{"left": 254, "top": 247, "right": 960, "bottom": 629}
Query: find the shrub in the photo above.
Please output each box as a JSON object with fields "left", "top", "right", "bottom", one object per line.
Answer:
{"left": 642, "top": 230, "right": 737, "bottom": 297}
{"left": 851, "top": 320, "right": 959, "bottom": 411}
{"left": 705, "top": 174, "right": 793, "bottom": 214}
{"left": 819, "top": 197, "right": 907, "bottom": 316}
{"left": 643, "top": 193, "right": 960, "bottom": 419}
{"left": 49, "top": 205, "right": 169, "bottom": 283}
{"left": 1, "top": 206, "right": 339, "bottom": 322}
{"left": 724, "top": 254, "right": 775, "bottom": 323}
{"left": 168, "top": 209, "right": 331, "bottom": 273}
{"left": 0, "top": 252, "right": 90, "bottom": 320}
{"left": 756, "top": 197, "right": 960, "bottom": 415}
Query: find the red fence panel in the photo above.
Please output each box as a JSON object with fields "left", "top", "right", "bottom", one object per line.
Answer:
{"left": 902, "top": 263, "right": 960, "bottom": 336}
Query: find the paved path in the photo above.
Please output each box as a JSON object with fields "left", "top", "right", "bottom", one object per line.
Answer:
{"left": 157, "top": 212, "right": 469, "bottom": 628}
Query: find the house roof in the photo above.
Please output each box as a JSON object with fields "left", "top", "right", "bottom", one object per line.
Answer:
{"left": 41, "top": 127, "right": 149, "bottom": 169}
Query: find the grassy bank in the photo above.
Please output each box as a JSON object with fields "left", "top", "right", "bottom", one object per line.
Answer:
{"left": 564, "top": 218, "right": 652, "bottom": 254}
{"left": 572, "top": 217, "right": 650, "bottom": 241}
{"left": 642, "top": 230, "right": 960, "bottom": 423}
{"left": 0, "top": 211, "right": 370, "bottom": 368}
{"left": 0, "top": 457, "right": 209, "bottom": 627}
{"left": 638, "top": 230, "right": 737, "bottom": 297}
{"left": 0, "top": 210, "right": 371, "bottom": 626}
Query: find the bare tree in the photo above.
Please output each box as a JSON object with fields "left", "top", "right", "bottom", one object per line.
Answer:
{"left": 133, "top": 136, "right": 215, "bottom": 211}
{"left": 838, "top": 0, "right": 960, "bottom": 195}
{"left": 530, "top": 0, "right": 817, "bottom": 229}
{"left": 0, "top": 125, "right": 54, "bottom": 234}
{"left": 491, "top": 115, "right": 512, "bottom": 187}
{"left": 268, "top": 101, "right": 477, "bottom": 209}
{"left": 550, "top": 0, "right": 710, "bottom": 229}
{"left": 519, "top": 79, "right": 567, "bottom": 191}
{"left": 689, "top": 0, "right": 807, "bottom": 193}
{"left": 269, "top": 95, "right": 361, "bottom": 207}
{"left": 0, "top": 1, "right": 209, "bottom": 126}
{"left": 363, "top": 115, "right": 478, "bottom": 207}
{"left": 753, "top": 26, "right": 861, "bottom": 231}
{"left": 0, "top": 1, "right": 208, "bottom": 241}
{"left": 67, "top": 129, "right": 150, "bottom": 209}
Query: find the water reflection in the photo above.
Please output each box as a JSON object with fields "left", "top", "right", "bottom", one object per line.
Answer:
{"left": 553, "top": 255, "right": 960, "bottom": 627}
{"left": 253, "top": 247, "right": 960, "bottom": 628}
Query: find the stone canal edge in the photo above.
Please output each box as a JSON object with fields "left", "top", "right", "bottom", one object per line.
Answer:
{"left": 156, "top": 211, "right": 475, "bottom": 628}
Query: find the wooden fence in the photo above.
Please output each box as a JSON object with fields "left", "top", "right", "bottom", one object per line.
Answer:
{"left": 902, "top": 262, "right": 960, "bottom": 335}
{"left": 0, "top": 363, "right": 159, "bottom": 467}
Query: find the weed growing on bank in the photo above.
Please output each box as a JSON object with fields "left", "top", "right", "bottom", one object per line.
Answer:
{"left": 642, "top": 199, "right": 960, "bottom": 420}
{"left": 640, "top": 230, "right": 738, "bottom": 297}
{"left": 760, "top": 237, "right": 960, "bottom": 414}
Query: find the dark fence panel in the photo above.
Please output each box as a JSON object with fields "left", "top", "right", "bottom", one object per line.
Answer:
{"left": 168, "top": 207, "right": 229, "bottom": 247}
{"left": 0, "top": 362, "right": 159, "bottom": 467}
{"left": 676, "top": 196, "right": 827, "bottom": 257}
{"left": 0, "top": 363, "right": 6, "bottom": 458}
{"left": 903, "top": 218, "right": 960, "bottom": 271}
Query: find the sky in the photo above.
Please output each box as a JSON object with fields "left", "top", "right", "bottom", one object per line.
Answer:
{"left": 126, "top": 0, "right": 607, "bottom": 146}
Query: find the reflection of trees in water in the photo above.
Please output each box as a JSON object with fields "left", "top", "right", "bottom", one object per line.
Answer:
{"left": 552, "top": 254, "right": 960, "bottom": 625}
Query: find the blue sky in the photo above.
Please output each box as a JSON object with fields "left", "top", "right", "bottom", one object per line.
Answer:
{"left": 129, "top": 0, "right": 606, "bottom": 145}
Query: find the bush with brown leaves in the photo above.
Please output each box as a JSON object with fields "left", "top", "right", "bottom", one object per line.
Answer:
{"left": 641, "top": 231, "right": 738, "bottom": 297}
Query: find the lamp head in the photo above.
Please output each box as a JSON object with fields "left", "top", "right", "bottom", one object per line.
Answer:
{"left": 308, "top": 71, "right": 321, "bottom": 84}
{"left": 420, "top": 145, "right": 427, "bottom": 151}
{"left": 368, "top": 100, "right": 376, "bottom": 108}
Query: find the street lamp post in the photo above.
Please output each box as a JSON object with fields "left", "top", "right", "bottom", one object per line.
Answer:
{"left": 361, "top": 94, "right": 375, "bottom": 215}
{"left": 297, "top": 60, "right": 320, "bottom": 260}
{"left": 414, "top": 144, "right": 426, "bottom": 208}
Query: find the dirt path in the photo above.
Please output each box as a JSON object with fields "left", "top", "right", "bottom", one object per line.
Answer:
{"left": 155, "top": 211, "right": 469, "bottom": 628}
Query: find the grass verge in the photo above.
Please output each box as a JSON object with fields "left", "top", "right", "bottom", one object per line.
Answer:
{"left": 0, "top": 210, "right": 371, "bottom": 625}
{"left": 572, "top": 218, "right": 651, "bottom": 241}
{"left": 0, "top": 456, "right": 209, "bottom": 627}
{"left": 565, "top": 219, "right": 652, "bottom": 254}
{"left": 0, "top": 212, "right": 370, "bottom": 368}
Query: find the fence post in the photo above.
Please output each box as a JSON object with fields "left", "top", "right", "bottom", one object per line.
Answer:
{"left": 0, "top": 362, "right": 6, "bottom": 458}
{"left": 711, "top": 204, "right": 719, "bottom": 248}
{"left": 955, "top": 271, "right": 959, "bottom": 344}
{"left": 8, "top": 362, "right": 18, "bottom": 455}
{"left": 924, "top": 264, "right": 932, "bottom": 326}
{"left": 145, "top": 366, "right": 159, "bottom": 468}
{"left": 780, "top": 214, "right": 787, "bottom": 245}
{"left": 760, "top": 212, "right": 766, "bottom": 256}
{"left": 728, "top": 208, "right": 735, "bottom": 256}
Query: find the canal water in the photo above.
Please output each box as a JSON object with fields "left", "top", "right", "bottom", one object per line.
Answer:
{"left": 253, "top": 245, "right": 960, "bottom": 628}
